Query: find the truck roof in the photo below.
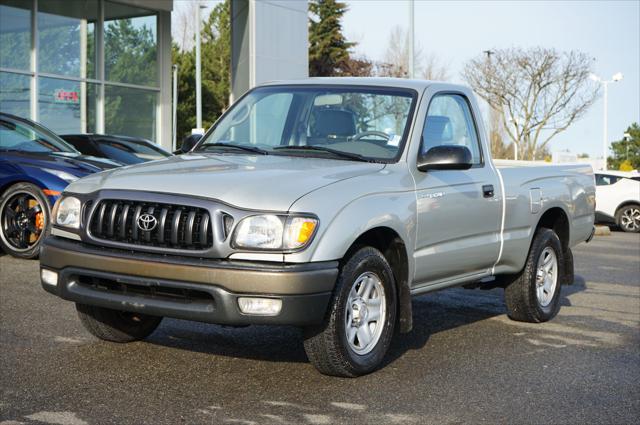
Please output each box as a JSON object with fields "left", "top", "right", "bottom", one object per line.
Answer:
{"left": 261, "top": 77, "right": 458, "bottom": 92}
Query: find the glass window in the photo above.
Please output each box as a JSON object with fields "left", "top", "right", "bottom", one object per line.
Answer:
{"left": 595, "top": 174, "right": 620, "bottom": 186}
{"left": 38, "top": 77, "right": 98, "bottom": 135}
{"left": 198, "top": 86, "right": 416, "bottom": 162}
{"left": 97, "top": 138, "right": 169, "bottom": 164}
{"left": 104, "top": 1, "right": 157, "bottom": 86}
{"left": 0, "top": 72, "right": 30, "bottom": 118}
{"left": 0, "top": 0, "right": 31, "bottom": 71}
{"left": 38, "top": 0, "right": 98, "bottom": 78}
{"left": 104, "top": 85, "right": 156, "bottom": 141}
{"left": 0, "top": 114, "right": 77, "bottom": 153}
{"left": 421, "top": 94, "right": 482, "bottom": 164}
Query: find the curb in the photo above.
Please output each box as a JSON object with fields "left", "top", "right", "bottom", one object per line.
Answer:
{"left": 594, "top": 225, "right": 611, "bottom": 236}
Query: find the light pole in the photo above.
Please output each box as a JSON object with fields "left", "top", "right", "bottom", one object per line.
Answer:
{"left": 408, "top": 0, "right": 415, "bottom": 78}
{"left": 172, "top": 64, "right": 178, "bottom": 151}
{"left": 509, "top": 117, "right": 519, "bottom": 160}
{"left": 591, "top": 72, "right": 623, "bottom": 170}
{"left": 195, "top": 3, "right": 207, "bottom": 133}
{"left": 624, "top": 132, "right": 631, "bottom": 161}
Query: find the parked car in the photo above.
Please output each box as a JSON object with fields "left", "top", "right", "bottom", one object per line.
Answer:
{"left": 0, "top": 113, "right": 119, "bottom": 258}
{"left": 60, "top": 134, "right": 172, "bottom": 166}
{"left": 594, "top": 170, "right": 640, "bottom": 232}
{"left": 40, "top": 79, "right": 595, "bottom": 377}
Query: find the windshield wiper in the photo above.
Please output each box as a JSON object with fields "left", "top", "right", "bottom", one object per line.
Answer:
{"left": 199, "top": 143, "right": 269, "bottom": 155}
{"left": 273, "top": 145, "right": 375, "bottom": 163}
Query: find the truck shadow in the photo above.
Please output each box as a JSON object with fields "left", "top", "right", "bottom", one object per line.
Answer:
{"left": 145, "top": 276, "right": 587, "bottom": 366}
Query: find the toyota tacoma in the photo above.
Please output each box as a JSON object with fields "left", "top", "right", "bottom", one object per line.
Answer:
{"left": 40, "top": 78, "right": 596, "bottom": 377}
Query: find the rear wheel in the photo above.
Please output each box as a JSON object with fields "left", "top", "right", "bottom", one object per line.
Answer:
{"left": 616, "top": 204, "right": 640, "bottom": 233}
{"left": 76, "top": 303, "right": 162, "bottom": 343}
{"left": 303, "top": 247, "right": 397, "bottom": 377}
{"left": 504, "top": 228, "right": 564, "bottom": 322}
{"left": 0, "top": 183, "right": 50, "bottom": 259}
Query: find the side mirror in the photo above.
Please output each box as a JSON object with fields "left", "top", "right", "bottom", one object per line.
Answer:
{"left": 176, "top": 134, "right": 202, "bottom": 154}
{"left": 417, "top": 145, "right": 473, "bottom": 171}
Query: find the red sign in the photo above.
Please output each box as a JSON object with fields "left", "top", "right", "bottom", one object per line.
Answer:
{"left": 54, "top": 89, "right": 79, "bottom": 104}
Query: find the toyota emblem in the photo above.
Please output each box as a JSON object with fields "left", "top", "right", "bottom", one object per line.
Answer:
{"left": 137, "top": 213, "right": 157, "bottom": 232}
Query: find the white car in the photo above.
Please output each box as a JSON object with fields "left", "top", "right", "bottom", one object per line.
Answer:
{"left": 595, "top": 170, "right": 640, "bottom": 232}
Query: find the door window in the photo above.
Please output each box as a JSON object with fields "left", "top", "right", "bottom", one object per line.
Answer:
{"left": 595, "top": 174, "right": 620, "bottom": 186}
{"left": 420, "top": 94, "right": 482, "bottom": 164}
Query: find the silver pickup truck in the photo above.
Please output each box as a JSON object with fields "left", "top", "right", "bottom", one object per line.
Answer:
{"left": 40, "top": 78, "right": 595, "bottom": 377}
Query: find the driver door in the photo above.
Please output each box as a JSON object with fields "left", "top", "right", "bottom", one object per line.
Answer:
{"left": 412, "top": 93, "right": 501, "bottom": 286}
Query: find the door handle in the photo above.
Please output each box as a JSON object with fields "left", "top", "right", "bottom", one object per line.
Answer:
{"left": 482, "top": 184, "right": 494, "bottom": 198}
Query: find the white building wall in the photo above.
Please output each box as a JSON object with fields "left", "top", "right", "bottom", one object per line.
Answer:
{"left": 231, "top": 0, "right": 308, "bottom": 101}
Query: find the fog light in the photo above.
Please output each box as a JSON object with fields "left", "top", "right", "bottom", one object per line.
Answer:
{"left": 41, "top": 269, "right": 58, "bottom": 287}
{"left": 237, "top": 297, "right": 282, "bottom": 316}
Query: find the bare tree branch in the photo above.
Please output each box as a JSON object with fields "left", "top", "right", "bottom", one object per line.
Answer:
{"left": 463, "top": 47, "right": 599, "bottom": 160}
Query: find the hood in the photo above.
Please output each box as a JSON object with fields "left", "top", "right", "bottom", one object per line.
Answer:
{"left": 67, "top": 153, "right": 385, "bottom": 211}
{"left": 6, "top": 151, "right": 119, "bottom": 176}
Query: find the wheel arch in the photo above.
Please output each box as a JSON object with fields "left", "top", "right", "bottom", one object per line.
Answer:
{"left": 343, "top": 226, "right": 413, "bottom": 334}
{"left": 615, "top": 200, "right": 640, "bottom": 215}
{"left": 532, "top": 206, "right": 573, "bottom": 285}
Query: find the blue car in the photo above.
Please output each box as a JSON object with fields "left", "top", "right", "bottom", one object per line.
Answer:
{"left": 0, "top": 112, "right": 118, "bottom": 259}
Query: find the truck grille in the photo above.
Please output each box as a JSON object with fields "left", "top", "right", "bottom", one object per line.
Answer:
{"left": 88, "top": 200, "right": 214, "bottom": 250}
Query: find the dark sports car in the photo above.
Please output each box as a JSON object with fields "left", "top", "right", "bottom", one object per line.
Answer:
{"left": 60, "top": 134, "right": 172, "bottom": 165}
{"left": 0, "top": 113, "right": 118, "bottom": 258}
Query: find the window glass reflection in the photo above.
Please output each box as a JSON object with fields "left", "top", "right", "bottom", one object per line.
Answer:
{"left": 105, "top": 85, "right": 156, "bottom": 141}
{"left": 38, "top": 0, "right": 98, "bottom": 78}
{"left": 0, "top": 72, "right": 30, "bottom": 118}
{"left": 0, "top": 0, "right": 31, "bottom": 70}
{"left": 104, "top": 1, "right": 157, "bottom": 86}
{"left": 38, "top": 77, "right": 98, "bottom": 134}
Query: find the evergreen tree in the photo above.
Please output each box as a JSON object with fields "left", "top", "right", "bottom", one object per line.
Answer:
{"left": 608, "top": 123, "right": 640, "bottom": 170}
{"left": 308, "top": 0, "right": 354, "bottom": 76}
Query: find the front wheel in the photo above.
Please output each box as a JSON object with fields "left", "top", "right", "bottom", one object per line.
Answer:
{"left": 0, "top": 182, "right": 50, "bottom": 259}
{"left": 76, "top": 304, "right": 162, "bottom": 343}
{"left": 616, "top": 204, "right": 640, "bottom": 233}
{"left": 303, "top": 247, "right": 397, "bottom": 377}
{"left": 504, "top": 228, "right": 564, "bottom": 322}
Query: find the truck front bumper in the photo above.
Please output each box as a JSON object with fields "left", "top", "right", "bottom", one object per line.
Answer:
{"left": 39, "top": 237, "right": 337, "bottom": 326}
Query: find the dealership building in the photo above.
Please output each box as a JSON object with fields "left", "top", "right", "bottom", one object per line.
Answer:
{"left": 0, "top": 0, "right": 307, "bottom": 151}
{"left": 0, "top": 0, "right": 173, "bottom": 148}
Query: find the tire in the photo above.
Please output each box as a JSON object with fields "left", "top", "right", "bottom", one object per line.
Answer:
{"left": 303, "top": 246, "right": 397, "bottom": 377}
{"left": 615, "top": 204, "right": 640, "bottom": 233}
{"left": 76, "top": 303, "right": 162, "bottom": 343}
{"left": 0, "top": 182, "right": 51, "bottom": 259}
{"left": 504, "top": 228, "right": 564, "bottom": 323}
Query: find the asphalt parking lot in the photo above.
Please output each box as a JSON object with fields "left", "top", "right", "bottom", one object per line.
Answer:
{"left": 1, "top": 231, "right": 639, "bottom": 425}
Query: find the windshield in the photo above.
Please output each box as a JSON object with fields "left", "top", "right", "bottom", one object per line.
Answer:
{"left": 99, "top": 138, "right": 171, "bottom": 164}
{"left": 0, "top": 115, "right": 78, "bottom": 154}
{"left": 196, "top": 86, "right": 416, "bottom": 162}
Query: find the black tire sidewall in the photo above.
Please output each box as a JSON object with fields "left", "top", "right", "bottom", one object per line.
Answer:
{"left": 334, "top": 247, "right": 397, "bottom": 374}
{"left": 526, "top": 229, "right": 564, "bottom": 320}
{"left": 0, "top": 182, "right": 51, "bottom": 259}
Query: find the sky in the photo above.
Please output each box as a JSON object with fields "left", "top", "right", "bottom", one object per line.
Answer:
{"left": 173, "top": 0, "right": 640, "bottom": 158}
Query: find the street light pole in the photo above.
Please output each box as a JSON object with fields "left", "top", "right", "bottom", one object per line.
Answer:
{"left": 172, "top": 64, "right": 178, "bottom": 151}
{"left": 195, "top": 3, "right": 206, "bottom": 132}
{"left": 591, "top": 72, "right": 623, "bottom": 170}
{"left": 408, "top": 0, "right": 414, "bottom": 78}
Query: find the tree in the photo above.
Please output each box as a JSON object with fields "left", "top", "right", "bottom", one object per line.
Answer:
{"left": 173, "top": 1, "right": 231, "bottom": 144}
{"left": 378, "top": 26, "right": 449, "bottom": 80}
{"left": 462, "top": 47, "right": 599, "bottom": 160}
{"left": 608, "top": 123, "right": 640, "bottom": 170}
{"left": 308, "top": 0, "right": 354, "bottom": 76}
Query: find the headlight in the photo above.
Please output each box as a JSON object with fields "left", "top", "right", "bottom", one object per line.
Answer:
{"left": 53, "top": 196, "right": 81, "bottom": 229}
{"left": 43, "top": 168, "right": 79, "bottom": 183}
{"left": 232, "top": 214, "right": 318, "bottom": 251}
